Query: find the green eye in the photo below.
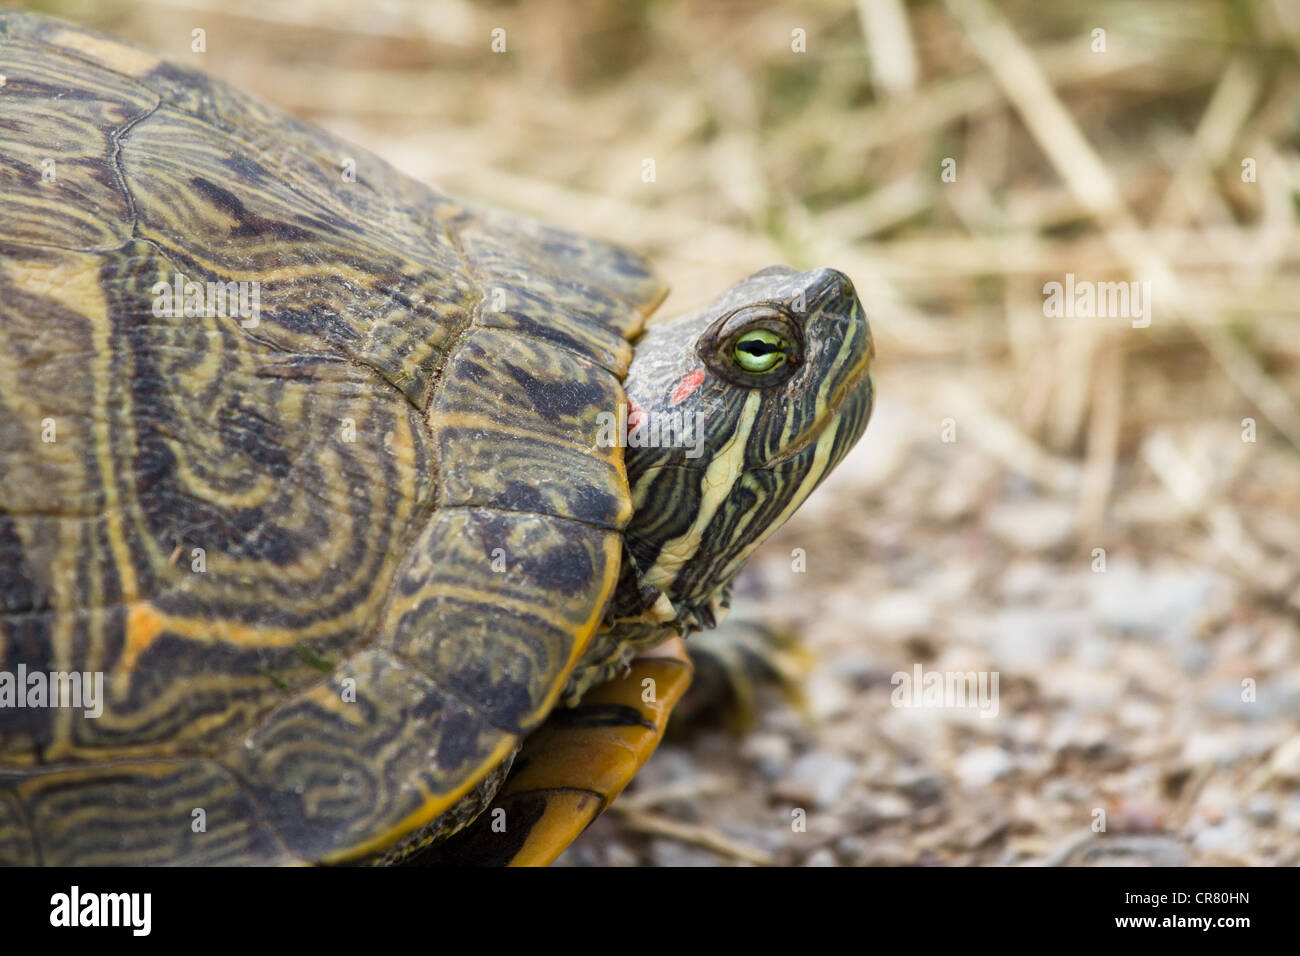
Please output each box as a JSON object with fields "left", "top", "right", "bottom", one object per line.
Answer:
{"left": 733, "top": 329, "right": 790, "bottom": 373}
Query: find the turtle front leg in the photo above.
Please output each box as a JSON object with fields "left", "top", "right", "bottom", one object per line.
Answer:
{"left": 416, "top": 638, "right": 693, "bottom": 866}
{"left": 671, "top": 608, "right": 812, "bottom": 734}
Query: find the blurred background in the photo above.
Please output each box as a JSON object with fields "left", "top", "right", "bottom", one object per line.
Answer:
{"left": 9, "top": 0, "right": 1299, "bottom": 865}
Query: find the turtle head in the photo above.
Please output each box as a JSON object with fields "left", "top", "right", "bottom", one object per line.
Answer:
{"left": 618, "top": 265, "right": 874, "bottom": 634}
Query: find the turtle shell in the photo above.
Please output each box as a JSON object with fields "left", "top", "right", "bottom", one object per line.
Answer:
{"left": 0, "top": 12, "right": 666, "bottom": 864}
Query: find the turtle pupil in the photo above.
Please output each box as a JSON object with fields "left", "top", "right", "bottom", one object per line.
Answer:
{"left": 733, "top": 330, "right": 788, "bottom": 373}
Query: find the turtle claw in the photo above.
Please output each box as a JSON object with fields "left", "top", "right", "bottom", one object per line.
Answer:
{"left": 673, "top": 612, "right": 813, "bottom": 735}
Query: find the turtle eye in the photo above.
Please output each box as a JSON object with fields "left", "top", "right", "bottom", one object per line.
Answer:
{"left": 732, "top": 329, "right": 790, "bottom": 374}
{"left": 699, "top": 306, "right": 803, "bottom": 387}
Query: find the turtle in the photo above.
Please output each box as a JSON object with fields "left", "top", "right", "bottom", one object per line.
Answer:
{"left": 0, "top": 11, "right": 875, "bottom": 866}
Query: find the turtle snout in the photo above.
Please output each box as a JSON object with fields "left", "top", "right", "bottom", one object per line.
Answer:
{"left": 801, "top": 267, "right": 858, "bottom": 314}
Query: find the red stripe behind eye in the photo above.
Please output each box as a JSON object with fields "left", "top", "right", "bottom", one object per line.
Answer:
{"left": 671, "top": 369, "right": 706, "bottom": 404}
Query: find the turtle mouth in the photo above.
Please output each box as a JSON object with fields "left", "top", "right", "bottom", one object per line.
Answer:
{"left": 765, "top": 341, "right": 874, "bottom": 467}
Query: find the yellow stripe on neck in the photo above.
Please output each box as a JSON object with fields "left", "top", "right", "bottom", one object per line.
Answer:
{"left": 644, "top": 390, "right": 763, "bottom": 593}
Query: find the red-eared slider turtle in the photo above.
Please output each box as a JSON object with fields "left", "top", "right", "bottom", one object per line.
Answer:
{"left": 0, "top": 12, "right": 875, "bottom": 865}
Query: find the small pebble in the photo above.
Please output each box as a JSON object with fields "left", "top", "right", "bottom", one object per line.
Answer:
{"left": 984, "top": 499, "right": 1076, "bottom": 552}
{"left": 1280, "top": 796, "right": 1300, "bottom": 833}
{"left": 740, "top": 732, "right": 792, "bottom": 779}
{"left": 1245, "top": 794, "right": 1277, "bottom": 826}
{"left": 786, "top": 751, "right": 859, "bottom": 808}
{"left": 956, "top": 746, "right": 1013, "bottom": 788}
{"left": 894, "top": 767, "right": 946, "bottom": 806}
{"left": 1266, "top": 735, "right": 1300, "bottom": 782}
{"left": 1192, "top": 818, "right": 1252, "bottom": 859}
